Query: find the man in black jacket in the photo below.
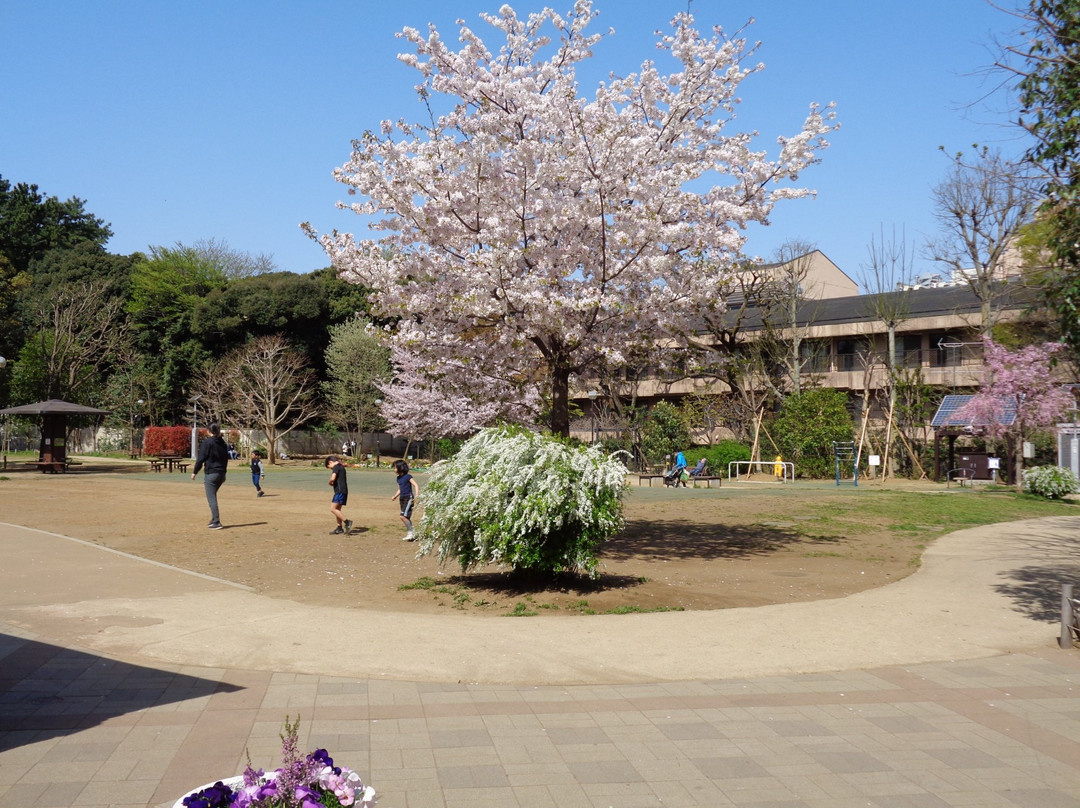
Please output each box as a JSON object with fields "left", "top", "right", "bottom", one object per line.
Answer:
{"left": 191, "top": 422, "right": 231, "bottom": 529}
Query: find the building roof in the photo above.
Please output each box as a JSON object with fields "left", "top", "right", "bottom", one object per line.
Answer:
{"left": 694, "top": 280, "right": 1038, "bottom": 335}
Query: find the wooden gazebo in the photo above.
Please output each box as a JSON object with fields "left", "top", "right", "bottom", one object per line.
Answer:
{"left": 0, "top": 399, "right": 111, "bottom": 472}
{"left": 930, "top": 395, "right": 1016, "bottom": 482}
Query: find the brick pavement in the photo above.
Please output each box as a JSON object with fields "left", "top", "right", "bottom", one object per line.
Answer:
{"left": 2, "top": 517, "right": 1080, "bottom": 807}
{"left": 2, "top": 632, "right": 1079, "bottom": 808}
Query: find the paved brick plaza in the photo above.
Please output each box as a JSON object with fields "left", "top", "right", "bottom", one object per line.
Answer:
{"left": 2, "top": 518, "right": 1079, "bottom": 807}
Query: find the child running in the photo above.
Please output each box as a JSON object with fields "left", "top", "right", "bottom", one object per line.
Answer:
{"left": 250, "top": 450, "right": 265, "bottom": 497}
{"left": 325, "top": 455, "right": 352, "bottom": 535}
{"left": 391, "top": 459, "right": 419, "bottom": 541}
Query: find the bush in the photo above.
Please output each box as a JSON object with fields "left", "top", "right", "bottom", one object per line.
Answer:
{"left": 1023, "top": 465, "right": 1080, "bottom": 499}
{"left": 685, "top": 440, "right": 751, "bottom": 478}
{"left": 432, "top": 436, "right": 465, "bottom": 462}
{"left": 774, "top": 389, "right": 854, "bottom": 478}
{"left": 416, "top": 424, "right": 629, "bottom": 578}
{"left": 144, "top": 425, "right": 193, "bottom": 457}
{"left": 639, "top": 402, "right": 691, "bottom": 466}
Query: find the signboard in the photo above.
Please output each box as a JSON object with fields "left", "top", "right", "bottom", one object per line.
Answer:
{"left": 868, "top": 455, "right": 881, "bottom": 466}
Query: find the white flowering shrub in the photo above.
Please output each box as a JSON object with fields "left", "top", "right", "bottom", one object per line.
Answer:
{"left": 415, "top": 425, "right": 629, "bottom": 578}
{"left": 1023, "top": 465, "right": 1080, "bottom": 499}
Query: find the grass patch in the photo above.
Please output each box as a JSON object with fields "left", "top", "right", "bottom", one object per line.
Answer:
{"left": 803, "top": 488, "right": 1075, "bottom": 539}
{"left": 603, "top": 604, "right": 685, "bottom": 614}
{"left": 399, "top": 576, "right": 472, "bottom": 609}
{"left": 505, "top": 602, "right": 538, "bottom": 617}
{"left": 398, "top": 576, "right": 440, "bottom": 591}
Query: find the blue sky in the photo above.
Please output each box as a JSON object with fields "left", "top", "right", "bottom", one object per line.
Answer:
{"left": 1, "top": 1, "right": 1026, "bottom": 286}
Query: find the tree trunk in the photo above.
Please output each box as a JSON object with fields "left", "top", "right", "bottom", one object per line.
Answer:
{"left": 1014, "top": 432, "right": 1024, "bottom": 492}
{"left": 551, "top": 365, "right": 570, "bottom": 438}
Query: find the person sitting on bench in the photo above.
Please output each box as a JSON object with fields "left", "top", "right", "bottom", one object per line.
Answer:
{"left": 688, "top": 458, "right": 707, "bottom": 477}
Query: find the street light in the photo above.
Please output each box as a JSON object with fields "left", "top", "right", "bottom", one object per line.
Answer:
{"left": 189, "top": 395, "right": 202, "bottom": 459}
{"left": 129, "top": 399, "right": 145, "bottom": 458}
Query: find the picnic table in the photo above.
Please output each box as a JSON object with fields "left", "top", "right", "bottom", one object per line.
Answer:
{"left": 148, "top": 455, "right": 191, "bottom": 473}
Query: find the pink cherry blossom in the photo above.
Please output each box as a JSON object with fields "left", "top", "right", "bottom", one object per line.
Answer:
{"left": 956, "top": 338, "right": 1075, "bottom": 488}
{"left": 307, "top": 2, "right": 837, "bottom": 435}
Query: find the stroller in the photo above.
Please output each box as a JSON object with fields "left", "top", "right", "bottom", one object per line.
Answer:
{"left": 663, "top": 464, "right": 686, "bottom": 487}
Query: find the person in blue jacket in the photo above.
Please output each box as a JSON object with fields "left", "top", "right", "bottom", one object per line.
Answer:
{"left": 674, "top": 450, "right": 688, "bottom": 487}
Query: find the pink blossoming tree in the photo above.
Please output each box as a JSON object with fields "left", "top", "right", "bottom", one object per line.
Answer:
{"left": 956, "top": 339, "right": 1075, "bottom": 489}
{"left": 308, "top": 2, "right": 837, "bottom": 436}
{"left": 378, "top": 340, "right": 541, "bottom": 451}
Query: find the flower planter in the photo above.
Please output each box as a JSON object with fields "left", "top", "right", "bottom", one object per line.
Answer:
{"left": 172, "top": 776, "right": 244, "bottom": 808}
{"left": 171, "top": 718, "right": 374, "bottom": 808}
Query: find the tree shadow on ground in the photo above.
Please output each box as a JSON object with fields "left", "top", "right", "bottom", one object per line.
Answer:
{"left": 434, "top": 519, "right": 829, "bottom": 598}
{"left": 995, "top": 565, "right": 1080, "bottom": 622}
{"left": 438, "top": 570, "right": 650, "bottom": 598}
{"left": 0, "top": 632, "right": 240, "bottom": 754}
{"left": 602, "top": 518, "right": 823, "bottom": 562}
{"left": 992, "top": 521, "right": 1080, "bottom": 622}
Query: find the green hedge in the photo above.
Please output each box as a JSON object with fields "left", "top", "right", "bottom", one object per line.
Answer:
{"left": 685, "top": 440, "right": 751, "bottom": 478}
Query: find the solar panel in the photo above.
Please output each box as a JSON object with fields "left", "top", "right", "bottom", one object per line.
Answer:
{"left": 931, "top": 394, "right": 1017, "bottom": 429}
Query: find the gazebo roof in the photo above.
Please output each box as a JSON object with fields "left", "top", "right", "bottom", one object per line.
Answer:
{"left": 0, "top": 399, "right": 111, "bottom": 416}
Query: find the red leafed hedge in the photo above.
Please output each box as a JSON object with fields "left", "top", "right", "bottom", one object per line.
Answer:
{"left": 144, "top": 426, "right": 197, "bottom": 457}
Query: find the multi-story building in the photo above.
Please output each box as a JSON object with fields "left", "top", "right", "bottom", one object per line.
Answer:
{"left": 577, "top": 251, "right": 1056, "bottom": 474}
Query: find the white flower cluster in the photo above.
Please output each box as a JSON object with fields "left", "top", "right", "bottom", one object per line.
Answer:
{"left": 416, "top": 425, "right": 629, "bottom": 576}
{"left": 1023, "top": 465, "right": 1080, "bottom": 500}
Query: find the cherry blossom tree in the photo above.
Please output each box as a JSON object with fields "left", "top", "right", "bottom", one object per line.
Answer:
{"left": 956, "top": 339, "right": 1075, "bottom": 488}
{"left": 308, "top": 2, "right": 837, "bottom": 436}
{"left": 378, "top": 340, "right": 541, "bottom": 448}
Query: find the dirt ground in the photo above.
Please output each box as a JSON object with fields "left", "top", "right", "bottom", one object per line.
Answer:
{"left": 0, "top": 456, "right": 931, "bottom": 616}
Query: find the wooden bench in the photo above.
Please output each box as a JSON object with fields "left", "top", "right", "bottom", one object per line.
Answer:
{"left": 636, "top": 474, "right": 667, "bottom": 486}
{"left": 175, "top": 462, "right": 190, "bottom": 473}
{"left": 148, "top": 459, "right": 165, "bottom": 472}
{"left": 689, "top": 475, "right": 722, "bottom": 488}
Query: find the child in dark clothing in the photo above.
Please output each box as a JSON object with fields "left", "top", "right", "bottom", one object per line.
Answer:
{"left": 325, "top": 455, "right": 351, "bottom": 535}
{"left": 391, "top": 460, "right": 419, "bottom": 541}
{"left": 250, "top": 451, "right": 265, "bottom": 497}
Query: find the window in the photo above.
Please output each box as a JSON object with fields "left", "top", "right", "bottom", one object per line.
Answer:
{"left": 902, "top": 334, "right": 922, "bottom": 368}
{"left": 836, "top": 339, "right": 858, "bottom": 372}
{"left": 931, "top": 333, "right": 964, "bottom": 367}
{"left": 800, "top": 339, "right": 830, "bottom": 373}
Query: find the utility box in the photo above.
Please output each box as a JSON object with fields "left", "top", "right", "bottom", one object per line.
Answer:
{"left": 1058, "top": 424, "right": 1080, "bottom": 477}
{"left": 957, "top": 451, "right": 995, "bottom": 480}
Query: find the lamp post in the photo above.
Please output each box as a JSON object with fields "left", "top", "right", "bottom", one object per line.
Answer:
{"left": 587, "top": 389, "right": 598, "bottom": 444}
{"left": 189, "top": 395, "right": 202, "bottom": 459}
{"left": 129, "top": 399, "right": 145, "bottom": 458}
